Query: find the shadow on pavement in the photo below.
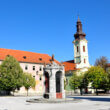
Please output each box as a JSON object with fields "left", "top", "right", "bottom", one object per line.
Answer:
{"left": 69, "top": 96, "right": 110, "bottom": 102}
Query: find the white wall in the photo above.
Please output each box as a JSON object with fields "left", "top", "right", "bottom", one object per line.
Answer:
{"left": 73, "top": 39, "right": 90, "bottom": 69}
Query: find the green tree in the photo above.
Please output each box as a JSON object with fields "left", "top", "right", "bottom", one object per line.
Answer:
{"left": 0, "top": 55, "right": 24, "bottom": 95}
{"left": 84, "top": 66, "right": 109, "bottom": 95}
{"left": 95, "top": 56, "right": 110, "bottom": 92}
{"left": 69, "top": 72, "right": 86, "bottom": 95}
{"left": 106, "top": 68, "right": 110, "bottom": 90}
{"left": 23, "top": 72, "right": 36, "bottom": 96}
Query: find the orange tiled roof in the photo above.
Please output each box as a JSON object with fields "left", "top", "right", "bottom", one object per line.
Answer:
{"left": 0, "top": 48, "right": 60, "bottom": 64}
{"left": 107, "top": 63, "right": 110, "bottom": 67}
{"left": 63, "top": 60, "right": 77, "bottom": 72}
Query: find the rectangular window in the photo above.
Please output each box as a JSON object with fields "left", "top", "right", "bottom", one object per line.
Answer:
{"left": 83, "top": 46, "right": 85, "bottom": 52}
{"left": 25, "top": 65, "right": 28, "bottom": 70}
{"left": 39, "top": 66, "right": 42, "bottom": 71}
{"left": 84, "top": 59, "right": 86, "bottom": 63}
{"left": 33, "top": 66, "right": 35, "bottom": 71}
{"left": 33, "top": 75, "right": 35, "bottom": 78}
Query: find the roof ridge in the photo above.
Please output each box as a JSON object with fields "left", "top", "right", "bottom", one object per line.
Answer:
{"left": 0, "top": 48, "right": 49, "bottom": 56}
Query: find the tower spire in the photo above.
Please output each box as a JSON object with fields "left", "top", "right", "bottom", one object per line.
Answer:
{"left": 74, "top": 17, "right": 86, "bottom": 40}
{"left": 73, "top": 17, "right": 90, "bottom": 68}
{"left": 77, "top": 15, "right": 81, "bottom": 22}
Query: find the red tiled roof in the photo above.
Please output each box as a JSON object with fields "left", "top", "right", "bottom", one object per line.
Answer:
{"left": 63, "top": 60, "right": 77, "bottom": 72}
{"left": 0, "top": 48, "right": 60, "bottom": 64}
{"left": 107, "top": 63, "right": 110, "bottom": 67}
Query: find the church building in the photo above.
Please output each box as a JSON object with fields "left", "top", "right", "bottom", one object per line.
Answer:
{"left": 63, "top": 17, "right": 90, "bottom": 90}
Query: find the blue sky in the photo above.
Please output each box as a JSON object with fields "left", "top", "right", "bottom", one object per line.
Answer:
{"left": 0, "top": 0, "right": 110, "bottom": 65}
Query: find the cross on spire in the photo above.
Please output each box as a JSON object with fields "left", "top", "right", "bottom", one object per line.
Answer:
{"left": 77, "top": 14, "right": 81, "bottom": 22}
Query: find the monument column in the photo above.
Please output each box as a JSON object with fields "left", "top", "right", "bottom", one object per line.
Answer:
{"left": 49, "top": 69, "right": 56, "bottom": 99}
{"left": 61, "top": 69, "right": 65, "bottom": 99}
{"left": 43, "top": 55, "right": 65, "bottom": 99}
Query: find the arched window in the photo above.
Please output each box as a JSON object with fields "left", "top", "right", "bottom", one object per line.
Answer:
{"left": 83, "top": 46, "right": 85, "bottom": 52}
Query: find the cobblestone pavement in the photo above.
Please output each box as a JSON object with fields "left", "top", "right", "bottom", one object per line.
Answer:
{"left": 0, "top": 96, "right": 110, "bottom": 110}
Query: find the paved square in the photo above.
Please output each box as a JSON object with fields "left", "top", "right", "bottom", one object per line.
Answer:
{"left": 0, "top": 96, "right": 110, "bottom": 110}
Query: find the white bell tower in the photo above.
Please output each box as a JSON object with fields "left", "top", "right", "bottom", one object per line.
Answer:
{"left": 73, "top": 17, "right": 90, "bottom": 69}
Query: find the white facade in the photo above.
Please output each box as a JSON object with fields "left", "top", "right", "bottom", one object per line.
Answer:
{"left": 73, "top": 38, "right": 90, "bottom": 69}
{"left": 19, "top": 62, "right": 45, "bottom": 94}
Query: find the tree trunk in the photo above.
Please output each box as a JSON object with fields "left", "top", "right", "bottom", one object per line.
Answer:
{"left": 12, "top": 89, "right": 15, "bottom": 96}
{"left": 104, "top": 89, "right": 107, "bottom": 94}
{"left": 96, "top": 89, "right": 98, "bottom": 95}
{"left": 80, "top": 88, "right": 83, "bottom": 96}
{"left": 85, "top": 87, "right": 88, "bottom": 94}
{"left": 27, "top": 89, "right": 29, "bottom": 96}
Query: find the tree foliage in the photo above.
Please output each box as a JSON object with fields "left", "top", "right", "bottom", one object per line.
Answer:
{"left": 0, "top": 55, "right": 36, "bottom": 96}
{"left": 69, "top": 66, "right": 110, "bottom": 95}
{"left": 0, "top": 55, "right": 24, "bottom": 93}
{"left": 84, "top": 66, "right": 109, "bottom": 93}
{"left": 23, "top": 72, "right": 36, "bottom": 96}
{"left": 69, "top": 72, "right": 87, "bottom": 95}
{"left": 106, "top": 68, "right": 110, "bottom": 89}
{"left": 94, "top": 56, "right": 110, "bottom": 92}
{"left": 94, "top": 56, "right": 108, "bottom": 71}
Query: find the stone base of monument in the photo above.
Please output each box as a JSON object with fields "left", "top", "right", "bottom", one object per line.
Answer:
{"left": 26, "top": 98, "right": 80, "bottom": 103}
